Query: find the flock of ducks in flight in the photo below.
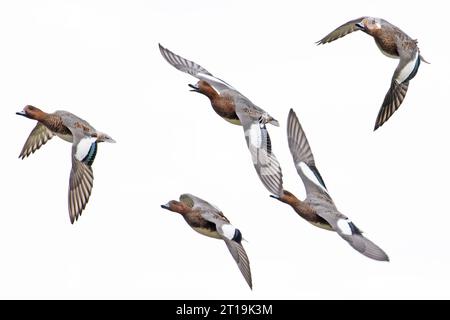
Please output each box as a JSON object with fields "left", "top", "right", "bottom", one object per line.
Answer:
{"left": 16, "top": 17, "right": 427, "bottom": 289}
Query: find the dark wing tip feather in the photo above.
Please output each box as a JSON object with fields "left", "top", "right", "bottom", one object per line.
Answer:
{"left": 374, "top": 81, "right": 409, "bottom": 130}
{"left": 316, "top": 17, "right": 365, "bottom": 45}
{"left": 18, "top": 124, "right": 54, "bottom": 159}
{"left": 344, "top": 234, "right": 389, "bottom": 262}
{"left": 158, "top": 43, "right": 212, "bottom": 78}
{"left": 286, "top": 109, "right": 315, "bottom": 166}
{"left": 225, "top": 239, "right": 253, "bottom": 289}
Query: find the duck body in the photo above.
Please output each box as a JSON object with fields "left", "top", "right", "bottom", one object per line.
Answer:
{"left": 317, "top": 17, "right": 428, "bottom": 130}
{"left": 159, "top": 44, "right": 284, "bottom": 197}
{"left": 182, "top": 209, "right": 223, "bottom": 240}
{"left": 270, "top": 109, "right": 389, "bottom": 261}
{"left": 161, "top": 193, "right": 251, "bottom": 289}
{"left": 17, "top": 105, "right": 115, "bottom": 223}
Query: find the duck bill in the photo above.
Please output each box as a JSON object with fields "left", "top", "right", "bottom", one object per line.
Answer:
{"left": 16, "top": 110, "right": 27, "bottom": 117}
{"left": 355, "top": 22, "right": 364, "bottom": 29}
{"left": 188, "top": 83, "right": 200, "bottom": 93}
{"left": 160, "top": 203, "right": 170, "bottom": 210}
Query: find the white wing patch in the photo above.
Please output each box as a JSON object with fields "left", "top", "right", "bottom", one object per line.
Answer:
{"left": 337, "top": 218, "right": 353, "bottom": 236}
{"left": 246, "top": 123, "right": 263, "bottom": 148}
{"left": 396, "top": 51, "right": 419, "bottom": 84}
{"left": 74, "top": 137, "right": 97, "bottom": 161}
{"left": 299, "top": 162, "right": 328, "bottom": 193}
{"left": 221, "top": 224, "right": 236, "bottom": 240}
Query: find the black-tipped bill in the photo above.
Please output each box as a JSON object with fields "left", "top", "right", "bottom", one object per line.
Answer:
{"left": 16, "top": 110, "right": 27, "bottom": 116}
{"left": 355, "top": 22, "right": 364, "bottom": 29}
{"left": 188, "top": 83, "right": 200, "bottom": 92}
{"left": 269, "top": 194, "right": 280, "bottom": 199}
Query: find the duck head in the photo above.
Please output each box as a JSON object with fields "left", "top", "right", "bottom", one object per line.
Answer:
{"left": 270, "top": 190, "right": 300, "bottom": 206}
{"left": 355, "top": 17, "right": 382, "bottom": 34}
{"left": 161, "top": 200, "right": 190, "bottom": 215}
{"left": 16, "top": 105, "right": 44, "bottom": 120}
{"left": 188, "top": 80, "right": 218, "bottom": 100}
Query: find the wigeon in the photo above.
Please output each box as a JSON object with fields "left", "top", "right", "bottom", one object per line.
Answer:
{"left": 17, "top": 105, "right": 115, "bottom": 224}
{"left": 317, "top": 17, "right": 428, "bottom": 130}
{"left": 161, "top": 193, "right": 252, "bottom": 289}
{"left": 159, "top": 44, "right": 283, "bottom": 196}
{"left": 270, "top": 109, "right": 389, "bottom": 261}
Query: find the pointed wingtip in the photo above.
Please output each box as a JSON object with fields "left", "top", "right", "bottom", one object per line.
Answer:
{"left": 373, "top": 121, "right": 382, "bottom": 131}
{"left": 376, "top": 252, "right": 390, "bottom": 262}
{"left": 288, "top": 108, "right": 296, "bottom": 119}
{"left": 158, "top": 43, "right": 166, "bottom": 55}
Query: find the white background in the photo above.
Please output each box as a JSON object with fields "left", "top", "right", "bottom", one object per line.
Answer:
{"left": 1, "top": 0, "right": 448, "bottom": 299}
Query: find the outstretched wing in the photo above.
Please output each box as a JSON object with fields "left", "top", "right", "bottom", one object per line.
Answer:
{"left": 286, "top": 108, "right": 333, "bottom": 210}
{"left": 316, "top": 212, "right": 389, "bottom": 261}
{"left": 223, "top": 238, "right": 252, "bottom": 289}
{"left": 159, "top": 43, "right": 234, "bottom": 92}
{"left": 67, "top": 129, "right": 98, "bottom": 224}
{"left": 316, "top": 17, "right": 366, "bottom": 45}
{"left": 68, "top": 156, "right": 94, "bottom": 223}
{"left": 201, "top": 210, "right": 252, "bottom": 289}
{"left": 286, "top": 110, "right": 389, "bottom": 261}
{"left": 18, "top": 123, "right": 54, "bottom": 159}
{"left": 287, "top": 109, "right": 326, "bottom": 189}
{"left": 374, "top": 49, "right": 419, "bottom": 130}
{"left": 237, "top": 106, "right": 283, "bottom": 197}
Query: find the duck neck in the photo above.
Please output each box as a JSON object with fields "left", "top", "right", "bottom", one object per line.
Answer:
{"left": 173, "top": 202, "right": 191, "bottom": 216}
{"left": 199, "top": 82, "right": 220, "bottom": 102}
{"left": 281, "top": 193, "right": 308, "bottom": 214}
{"left": 30, "top": 108, "right": 48, "bottom": 122}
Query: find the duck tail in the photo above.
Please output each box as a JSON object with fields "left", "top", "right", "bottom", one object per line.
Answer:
{"left": 420, "top": 54, "right": 430, "bottom": 64}
{"left": 269, "top": 118, "right": 280, "bottom": 127}
{"left": 96, "top": 132, "right": 116, "bottom": 143}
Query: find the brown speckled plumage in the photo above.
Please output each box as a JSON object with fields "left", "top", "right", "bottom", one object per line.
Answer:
{"left": 17, "top": 105, "right": 115, "bottom": 224}
{"left": 162, "top": 194, "right": 252, "bottom": 289}
{"left": 317, "top": 17, "right": 428, "bottom": 130}
{"left": 271, "top": 109, "right": 389, "bottom": 261}
{"left": 159, "top": 44, "right": 283, "bottom": 197}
